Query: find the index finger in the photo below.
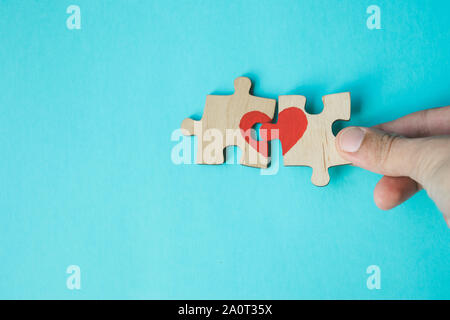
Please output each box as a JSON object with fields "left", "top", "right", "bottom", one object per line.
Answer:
{"left": 374, "top": 105, "right": 450, "bottom": 138}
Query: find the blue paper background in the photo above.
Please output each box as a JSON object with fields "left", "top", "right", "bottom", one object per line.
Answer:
{"left": 0, "top": 0, "right": 449, "bottom": 299}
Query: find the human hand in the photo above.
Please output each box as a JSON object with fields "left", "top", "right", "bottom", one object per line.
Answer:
{"left": 336, "top": 106, "right": 450, "bottom": 227}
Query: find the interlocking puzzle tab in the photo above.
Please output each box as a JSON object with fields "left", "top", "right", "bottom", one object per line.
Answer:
{"left": 180, "top": 77, "right": 276, "bottom": 168}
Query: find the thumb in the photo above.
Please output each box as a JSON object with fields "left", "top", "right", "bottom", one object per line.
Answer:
{"left": 336, "top": 127, "right": 448, "bottom": 188}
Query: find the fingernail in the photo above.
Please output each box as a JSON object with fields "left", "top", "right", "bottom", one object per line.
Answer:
{"left": 339, "top": 127, "right": 365, "bottom": 152}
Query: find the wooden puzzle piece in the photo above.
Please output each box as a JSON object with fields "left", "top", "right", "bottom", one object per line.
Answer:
{"left": 181, "top": 77, "right": 276, "bottom": 168}
{"left": 260, "top": 93, "right": 351, "bottom": 186}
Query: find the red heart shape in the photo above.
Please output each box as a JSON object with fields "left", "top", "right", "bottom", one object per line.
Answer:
{"left": 239, "top": 111, "right": 272, "bottom": 157}
{"left": 240, "top": 108, "right": 308, "bottom": 157}
{"left": 261, "top": 107, "right": 308, "bottom": 155}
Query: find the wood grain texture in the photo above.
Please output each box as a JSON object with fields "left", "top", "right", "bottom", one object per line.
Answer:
{"left": 279, "top": 93, "right": 351, "bottom": 186}
{"left": 181, "top": 77, "right": 276, "bottom": 168}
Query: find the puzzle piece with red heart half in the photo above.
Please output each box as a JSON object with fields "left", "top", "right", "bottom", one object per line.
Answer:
{"left": 240, "top": 93, "right": 351, "bottom": 186}
{"left": 180, "top": 77, "right": 276, "bottom": 168}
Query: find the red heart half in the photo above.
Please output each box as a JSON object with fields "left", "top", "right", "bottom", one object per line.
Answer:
{"left": 239, "top": 111, "right": 272, "bottom": 157}
{"left": 240, "top": 107, "right": 308, "bottom": 156}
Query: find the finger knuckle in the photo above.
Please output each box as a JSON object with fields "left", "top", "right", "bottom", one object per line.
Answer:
{"left": 375, "top": 133, "right": 401, "bottom": 171}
